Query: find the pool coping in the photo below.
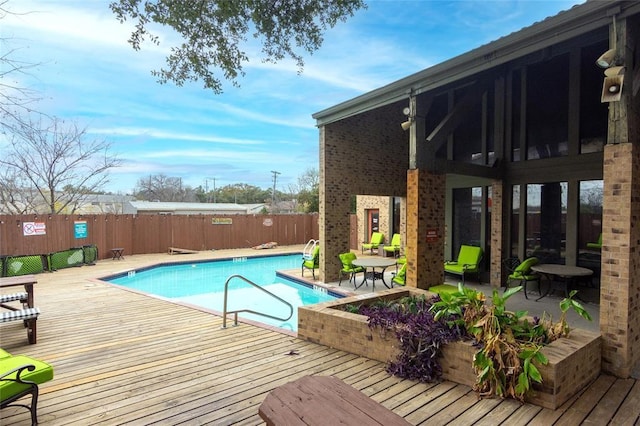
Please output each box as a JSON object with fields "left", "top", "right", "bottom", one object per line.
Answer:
{"left": 94, "top": 252, "right": 352, "bottom": 337}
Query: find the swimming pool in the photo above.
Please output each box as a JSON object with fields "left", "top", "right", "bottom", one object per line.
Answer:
{"left": 103, "top": 253, "right": 340, "bottom": 332}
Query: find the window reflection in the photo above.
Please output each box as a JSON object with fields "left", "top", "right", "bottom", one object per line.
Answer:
{"left": 526, "top": 182, "right": 567, "bottom": 263}
{"left": 526, "top": 55, "right": 569, "bottom": 159}
{"left": 452, "top": 187, "right": 482, "bottom": 255}
{"left": 579, "top": 180, "right": 603, "bottom": 249}
{"left": 511, "top": 185, "right": 520, "bottom": 257}
{"left": 578, "top": 180, "right": 603, "bottom": 281}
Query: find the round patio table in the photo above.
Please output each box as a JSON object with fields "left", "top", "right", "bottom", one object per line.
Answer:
{"left": 352, "top": 257, "right": 398, "bottom": 291}
{"left": 531, "top": 264, "right": 592, "bottom": 301}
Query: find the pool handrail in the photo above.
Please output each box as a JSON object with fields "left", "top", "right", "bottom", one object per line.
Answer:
{"left": 221, "top": 274, "right": 294, "bottom": 329}
{"left": 302, "top": 239, "right": 319, "bottom": 260}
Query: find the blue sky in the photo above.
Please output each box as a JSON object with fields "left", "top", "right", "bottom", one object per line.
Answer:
{"left": 2, "top": 0, "right": 584, "bottom": 195}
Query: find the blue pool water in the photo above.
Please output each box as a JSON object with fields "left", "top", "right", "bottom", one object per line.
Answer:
{"left": 104, "top": 254, "right": 339, "bottom": 332}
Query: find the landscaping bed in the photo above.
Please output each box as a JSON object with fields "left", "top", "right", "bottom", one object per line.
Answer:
{"left": 298, "top": 287, "right": 601, "bottom": 410}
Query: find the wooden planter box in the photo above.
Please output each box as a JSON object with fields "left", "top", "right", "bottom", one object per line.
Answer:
{"left": 298, "top": 288, "right": 601, "bottom": 410}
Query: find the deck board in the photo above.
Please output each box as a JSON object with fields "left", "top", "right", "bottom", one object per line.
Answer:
{"left": 582, "top": 378, "right": 635, "bottom": 424}
{"left": 0, "top": 249, "right": 639, "bottom": 425}
{"left": 607, "top": 379, "right": 640, "bottom": 425}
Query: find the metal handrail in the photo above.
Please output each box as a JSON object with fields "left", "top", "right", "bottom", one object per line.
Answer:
{"left": 221, "top": 274, "right": 293, "bottom": 328}
{"left": 302, "top": 239, "right": 318, "bottom": 260}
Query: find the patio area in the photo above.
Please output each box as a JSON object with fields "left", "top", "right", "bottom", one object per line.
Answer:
{"left": 0, "top": 246, "right": 636, "bottom": 425}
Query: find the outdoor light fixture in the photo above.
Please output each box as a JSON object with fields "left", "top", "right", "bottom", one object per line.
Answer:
{"left": 596, "top": 49, "right": 617, "bottom": 68}
{"left": 401, "top": 106, "right": 413, "bottom": 131}
{"left": 597, "top": 13, "right": 625, "bottom": 102}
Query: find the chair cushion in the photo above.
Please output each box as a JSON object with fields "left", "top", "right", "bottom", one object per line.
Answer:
{"left": 339, "top": 253, "right": 363, "bottom": 273}
{"left": 302, "top": 258, "right": 317, "bottom": 268}
{"left": 383, "top": 234, "right": 401, "bottom": 252}
{"left": 428, "top": 284, "right": 459, "bottom": 295}
{"left": 457, "top": 245, "right": 482, "bottom": 268}
{"left": 0, "top": 355, "right": 54, "bottom": 401}
{"left": 1, "top": 308, "right": 40, "bottom": 323}
{"left": 0, "top": 292, "right": 28, "bottom": 304}
{"left": 444, "top": 245, "right": 482, "bottom": 274}
{"left": 392, "top": 264, "right": 406, "bottom": 286}
{"left": 509, "top": 257, "right": 539, "bottom": 279}
{"left": 363, "top": 232, "right": 384, "bottom": 249}
{"left": 303, "top": 246, "right": 320, "bottom": 268}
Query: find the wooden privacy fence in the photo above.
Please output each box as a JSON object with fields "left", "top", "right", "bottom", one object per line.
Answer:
{"left": 0, "top": 214, "right": 319, "bottom": 260}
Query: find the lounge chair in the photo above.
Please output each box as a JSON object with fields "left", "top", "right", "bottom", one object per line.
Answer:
{"left": 383, "top": 234, "right": 402, "bottom": 257}
{"left": 444, "top": 245, "right": 483, "bottom": 284}
{"left": 362, "top": 232, "right": 384, "bottom": 254}
{"left": 505, "top": 257, "right": 540, "bottom": 299}
{"left": 338, "top": 252, "right": 364, "bottom": 287}
{"left": 0, "top": 349, "right": 54, "bottom": 425}
{"left": 301, "top": 245, "right": 320, "bottom": 279}
{"left": 391, "top": 263, "right": 406, "bottom": 286}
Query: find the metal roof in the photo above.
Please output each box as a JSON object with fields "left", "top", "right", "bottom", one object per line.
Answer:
{"left": 312, "top": 0, "right": 638, "bottom": 126}
{"left": 129, "top": 201, "right": 265, "bottom": 214}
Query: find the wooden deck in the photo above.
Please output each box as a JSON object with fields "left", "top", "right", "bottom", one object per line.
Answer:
{"left": 1, "top": 248, "right": 639, "bottom": 425}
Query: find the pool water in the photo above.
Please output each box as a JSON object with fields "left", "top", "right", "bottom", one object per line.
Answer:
{"left": 104, "top": 254, "right": 338, "bottom": 332}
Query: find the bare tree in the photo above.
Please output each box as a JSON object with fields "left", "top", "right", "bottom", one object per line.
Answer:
{"left": 0, "top": 116, "right": 121, "bottom": 214}
{"left": 134, "top": 174, "right": 197, "bottom": 202}
{"left": 296, "top": 167, "right": 319, "bottom": 213}
{"left": 0, "top": 167, "right": 40, "bottom": 214}
{"left": 0, "top": 1, "right": 42, "bottom": 130}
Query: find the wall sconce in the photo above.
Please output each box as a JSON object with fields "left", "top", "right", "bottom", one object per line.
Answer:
{"left": 596, "top": 49, "right": 617, "bottom": 68}
{"left": 401, "top": 106, "right": 413, "bottom": 131}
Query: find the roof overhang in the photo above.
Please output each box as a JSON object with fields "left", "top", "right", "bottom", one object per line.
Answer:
{"left": 313, "top": 0, "right": 639, "bottom": 126}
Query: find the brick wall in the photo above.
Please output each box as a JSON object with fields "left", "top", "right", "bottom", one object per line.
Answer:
{"left": 600, "top": 142, "right": 640, "bottom": 377}
{"left": 406, "top": 169, "right": 445, "bottom": 289}
{"left": 320, "top": 103, "right": 408, "bottom": 281}
{"left": 357, "top": 195, "right": 391, "bottom": 248}
{"left": 490, "top": 180, "right": 505, "bottom": 287}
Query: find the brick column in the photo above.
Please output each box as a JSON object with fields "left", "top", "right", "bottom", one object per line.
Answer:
{"left": 406, "top": 169, "right": 445, "bottom": 289}
{"left": 318, "top": 126, "right": 351, "bottom": 283}
{"left": 489, "top": 180, "right": 504, "bottom": 288}
{"left": 600, "top": 143, "right": 640, "bottom": 377}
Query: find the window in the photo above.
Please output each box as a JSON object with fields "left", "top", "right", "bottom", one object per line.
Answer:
{"left": 579, "top": 180, "right": 603, "bottom": 249}
{"left": 580, "top": 42, "right": 608, "bottom": 153}
{"left": 526, "top": 182, "right": 567, "bottom": 263}
{"left": 511, "top": 185, "right": 520, "bottom": 257}
{"left": 452, "top": 187, "right": 482, "bottom": 254}
{"left": 526, "top": 54, "right": 569, "bottom": 159}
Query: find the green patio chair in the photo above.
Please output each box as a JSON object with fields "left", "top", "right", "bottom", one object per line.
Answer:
{"left": 383, "top": 234, "right": 402, "bottom": 257}
{"left": 0, "top": 350, "right": 54, "bottom": 425}
{"left": 505, "top": 257, "right": 540, "bottom": 299}
{"left": 361, "top": 232, "right": 384, "bottom": 254}
{"left": 391, "top": 262, "right": 406, "bottom": 286}
{"left": 444, "top": 245, "right": 483, "bottom": 284}
{"left": 301, "top": 245, "right": 320, "bottom": 279}
{"left": 338, "top": 252, "right": 364, "bottom": 287}
{"left": 586, "top": 233, "right": 602, "bottom": 250}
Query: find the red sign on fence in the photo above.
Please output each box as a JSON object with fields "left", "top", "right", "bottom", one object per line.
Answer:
{"left": 23, "top": 222, "right": 46, "bottom": 236}
{"left": 426, "top": 228, "right": 438, "bottom": 242}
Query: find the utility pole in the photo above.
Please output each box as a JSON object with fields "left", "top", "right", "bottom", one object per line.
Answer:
{"left": 205, "top": 177, "right": 217, "bottom": 203}
{"left": 271, "top": 170, "right": 280, "bottom": 213}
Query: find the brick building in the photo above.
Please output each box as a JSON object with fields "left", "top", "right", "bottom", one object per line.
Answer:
{"left": 313, "top": 1, "right": 640, "bottom": 378}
